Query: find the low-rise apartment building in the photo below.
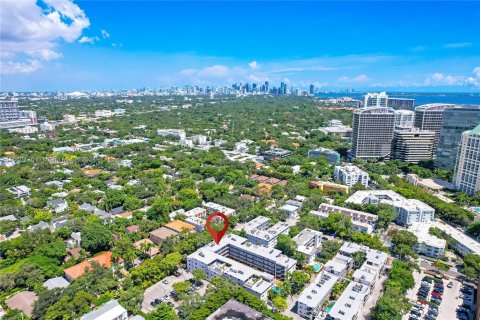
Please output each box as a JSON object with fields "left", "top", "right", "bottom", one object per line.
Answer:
{"left": 408, "top": 223, "right": 446, "bottom": 258}
{"left": 243, "top": 216, "right": 290, "bottom": 248}
{"left": 203, "top": 202, "right": 236, "bottom": 216}
{"left": 187, "top": 234, "right": 296, "bottom": 286}
{"left": 308, "top": 147, "right": 341, "bottom": 163}
{"left": 297, "top": 271, "right": 339, "bottom": 318}
{"left": 156, "top": 129, "right": 186, "bottom": 140}
{"left": 346, "top": 190, "right": 434, "bottom": 226}
{"left": 326, "top": 282, "right": 370, "bottom": 320}
{"left": 293, "top": 229, "right": 323, "bottom": 264}
{"left": 312, "top": 203, "right": 378, "bottom": 234}
{"left": 433, "top": 220, "right": 480, "bottom": 256}
{"left": 334, "top": 165, "right": 369, "bottom": 187}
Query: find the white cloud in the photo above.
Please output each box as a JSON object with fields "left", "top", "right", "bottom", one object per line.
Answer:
{"left": 78, "top": 36, "right": 95, "bottom": 44}
{"left": 424, "top": 72, "right": 464, "bottom": 86}
{"left": 0, "top": 60, "right": 42, "bottom": 75}
{"left": 198, "top": 65, "right": 229, "bottom": 77}
{"left": 464, "top": 77, "right": 479, "bottom": 87}
{"left": 32, "top": 49, "right": 63, "bottom": 61}
{"left": 248, "top": 74, "right": 269, "bottom": 83}
{"left": 444, "top": 42, "right": 472, "bottom": 48}
{"left": 101, "top": 29, "right": 110, "bottom": 39}
{"left": 338, "top": 74, "right": 369, "bottom": 83}
{"left": 0, "top": 0, "right": 90, "bottom": 74}
{"left": 249, "top": 61, "right": 259, "bottom": 69}
{"left": 424, "top": 68, "right": 480, "bottom": 87}
{"left": 473, "top": 67, "right": 480, "bottom": 78}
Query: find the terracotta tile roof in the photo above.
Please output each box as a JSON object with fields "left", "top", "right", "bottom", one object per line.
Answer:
{"left": 126, "top": 225, "right": 140, "bottom": 233}
{"left": 68, "top": 247, "right": 82, "bottom": 256}
{"left": 164, "top": 220, "right": 195, "bottom": 233}
{"left": 116, "top": 211, "right": 133, "bottom": 219}
{"left": 64, "top": 251, "right": 112, "bottom": 280}
{"left": 276, "top": 180, "right": 288, "bottom": 187}
{"left": 82, "top": 169, "right": 102, "bottom": 176}
{"left": 257, "top": 183, "right": 272, "bottom": 195}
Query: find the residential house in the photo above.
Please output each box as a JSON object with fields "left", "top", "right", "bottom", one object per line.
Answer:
{"left": 64, "top": 251, "right": 113, "bottom": 282}
{"left": 46, "top": 198, "right": 68, "bottom": 213}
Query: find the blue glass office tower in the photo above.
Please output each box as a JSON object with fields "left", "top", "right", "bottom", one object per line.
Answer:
{"left": 435, "top": 105, "right": 480, "bottom": 170}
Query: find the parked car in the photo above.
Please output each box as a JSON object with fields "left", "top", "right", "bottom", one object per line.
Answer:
{"left": 457, "top": 313, "right": 468, "bottom": 320}
{"left": 411, "top": 309, "right": 421, "bottom": 315}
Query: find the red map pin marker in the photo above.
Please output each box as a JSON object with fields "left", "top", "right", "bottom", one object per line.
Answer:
{"left": 206, "top": 212, "right": 229, "bottom": 244}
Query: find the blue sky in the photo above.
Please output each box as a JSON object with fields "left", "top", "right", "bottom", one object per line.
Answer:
{"left": 1, "top": 1, "right": 480, "bottom": 91}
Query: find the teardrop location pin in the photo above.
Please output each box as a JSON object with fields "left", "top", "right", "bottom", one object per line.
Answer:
{"left": 205, "top": 212, "right": 229, "bottom": 244}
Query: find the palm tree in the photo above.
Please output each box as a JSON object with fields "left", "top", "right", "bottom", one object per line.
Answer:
{"left": 139, "top": 241, "right": 154, "bottom": 257}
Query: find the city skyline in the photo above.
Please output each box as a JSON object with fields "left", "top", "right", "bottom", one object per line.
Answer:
{"left": 1, "top": 1, "right": 480, "bottom": 92}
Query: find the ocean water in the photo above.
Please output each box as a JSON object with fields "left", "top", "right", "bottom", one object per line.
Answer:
{"left": 316, "top": 92, "right": 480, "bottom": 106}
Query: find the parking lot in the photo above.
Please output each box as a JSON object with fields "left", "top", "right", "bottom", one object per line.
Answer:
{"left": 141, "top": 268, "right": 198, "bottom": 313}
{"left": 403, "top": 270, "right": 475, "bottom": 320}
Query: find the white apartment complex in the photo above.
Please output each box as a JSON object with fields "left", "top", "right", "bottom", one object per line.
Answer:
{"left": 156, "top": 129, "right": 187, "bottom": 140}
{"left": 433, "top": 220, "right": 480, "bottom": 256}
{"left": 327, "top": 282, "right": 370, "bottom": 320}
{"left": 394, "top": 109, "right": 415, "bottom": 128}
{"left": 94, "top": 110, "right": 113, "bottom": 118}
{"left": 364, "top": 92, "right": 388, "bottom": 108}
{"left": 297, "top": 271, "right": 339, "bottom": 318}
{"left": 187, "top": 234, "right": 296, "bottom": 299}
{"left": 408, "top": 223, "right": 446, "bottom": 258}
{"left": 297, "top": 242, "right": 388, "bottom": 319}
{"left": 203, "top": 202, "right": 236, "bottom": 216}
{"left": 243, "top": 216, "right": 290, "bottom": 248}
{"left": 334, "top": 165, "right": 369, "bottom": 187}
{"left": 192, "top": 134, "right": 208, "bottom": 145}
{"left": 293, "top": 228, "right": 323, "bottom": 264}
{"left": 346, "top": 190, "right": 434, "bottom": 226}
{"left": 311, "top": 203, "right": 378, "bottom": 234}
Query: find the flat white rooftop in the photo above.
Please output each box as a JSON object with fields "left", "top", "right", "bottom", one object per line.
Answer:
{"left": 189, "top": 248, "right": 273, "bottom": 296}
{"left": 408, "top": 223, "right": 447, "bottom": 249}
{"left": 327, "top": 281, "right": 369, "bottom": 320}
{"left": 433, "top": 220, "right": 480, "bottom": 254}
{"left": 297, "top": 271, "right": 339, "bottom": 308}
{"left": 346, "top": 190, "right": 434, "bottom": 212}
{"left": 243, "top": 216, "right": 270, "bottom": 234}
{"left": 205, "top": 234, "right": 297, "bottom": 270}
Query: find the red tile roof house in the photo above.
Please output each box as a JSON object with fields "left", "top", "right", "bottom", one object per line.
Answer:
{"left": 63, "top": 251, "right": 113, "bottom": 282}
{"left": 126, "top": 225, "right": 140, "bottom": 234}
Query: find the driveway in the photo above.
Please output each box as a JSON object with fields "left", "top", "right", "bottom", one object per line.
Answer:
{"left": 359, "top": 272, "right": 388, "bottom": 320}
{"left": 420, "top": 259, "right": 463, "bottom": 279}
{"left": 141, "top": 267, "right": 193, "bottom": 313}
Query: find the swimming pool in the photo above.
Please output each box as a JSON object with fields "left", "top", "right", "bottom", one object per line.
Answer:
{"left": 326, "top": 302, "right": 336, "bottom": 313}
